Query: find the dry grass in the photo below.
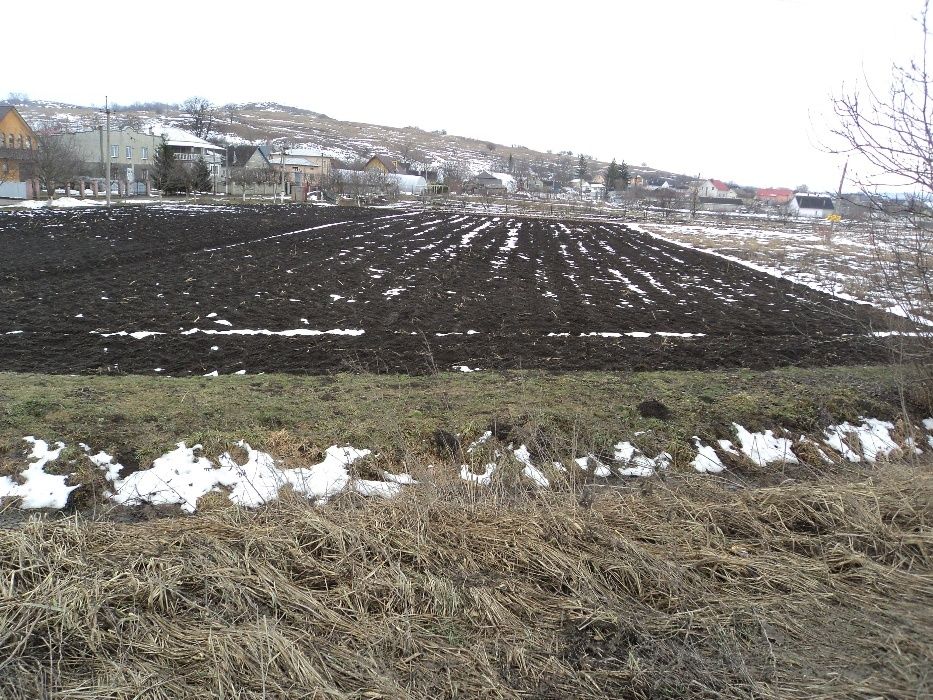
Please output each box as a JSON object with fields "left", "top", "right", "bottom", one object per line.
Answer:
{"left": 0, "top": 464, "right": 929, "bottom": 699}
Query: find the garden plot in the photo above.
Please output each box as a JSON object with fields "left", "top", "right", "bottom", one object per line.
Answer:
{"left": 0, "top": 205, "right": 895, "bottom": 375}
{"left": 641, "top": 217, "right": 932, "bottom": 323}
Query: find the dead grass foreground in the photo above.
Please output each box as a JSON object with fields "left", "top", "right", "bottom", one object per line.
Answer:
{"left": 0, "top": 465, "right": 930, "bottom": 699}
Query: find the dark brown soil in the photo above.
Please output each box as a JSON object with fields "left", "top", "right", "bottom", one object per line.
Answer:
{"left": 0, "top": 204, "right": 894, "bottom": 375}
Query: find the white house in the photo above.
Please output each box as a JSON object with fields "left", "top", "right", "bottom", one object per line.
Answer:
{"left": 148, "top": 124, "right": 225, "bottom": 175}
{"left": 696, "top": 178, "right": 738, "bottom": 199}
{"left": 788, "top": 194, "right": 835, "bottom": 218}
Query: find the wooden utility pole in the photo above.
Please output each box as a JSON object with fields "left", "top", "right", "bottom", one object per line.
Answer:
{"left": 104, "top": 97, "right": 112, "bottom": 208}
{"left": 836, "top": 158, "right": 848, "bottom": 203}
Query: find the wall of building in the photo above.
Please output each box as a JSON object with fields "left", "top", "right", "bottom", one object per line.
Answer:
{"left": 70, "top": 128, "right": 160, "bottom": 177}
{"left": 0, "top": 109, "right": 38, "bottom": 181}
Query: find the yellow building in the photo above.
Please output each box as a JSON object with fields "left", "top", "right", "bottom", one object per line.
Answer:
{"left": 0, "top": 105, "right": 38, "bottom": 182}
{"left": 364, "top": 155, "right": 398, "bottom": 174}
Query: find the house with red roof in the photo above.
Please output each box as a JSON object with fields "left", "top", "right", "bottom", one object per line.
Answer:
{"left": 755, "top": 187, "right": 794, "bottom": 206}
{"left": 695, "top": 178, "right": 738, "bottom": 199}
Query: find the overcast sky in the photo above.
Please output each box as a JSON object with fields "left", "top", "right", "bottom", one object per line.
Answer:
{"left": 8, "top": 0, "right": 921, "bottom": 190}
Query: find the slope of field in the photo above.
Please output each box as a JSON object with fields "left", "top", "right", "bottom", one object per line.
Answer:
{"left": 0, "top": 205, "right": 893, "bottom": 375}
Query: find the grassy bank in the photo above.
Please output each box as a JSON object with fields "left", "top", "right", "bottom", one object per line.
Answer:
{"left": 1, "top": 364, "right": 930, "bottom": 697}
{"left": 0, "top": 364, "right": 915, "bottom": 481}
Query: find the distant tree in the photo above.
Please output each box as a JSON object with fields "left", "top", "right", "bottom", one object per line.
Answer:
{"left": 796, "top": 184, "right": 809, "bottom": 193}
{"left": 605, "top": 158, "right": 630, "bottom": 191}
{"left": 508, "top": 153, "right": 514, "bottom": 173}
{"left": 180, "top": 96, "right": 215, "bottom": 139}
{"left": 576, "top": 155, "right": 588, "bottom": 181}
{"left": 28, "top": 131, "right": 84, "bottom": 200}
{"left": 441, "top": 159, "right": 471, "bottom": 193}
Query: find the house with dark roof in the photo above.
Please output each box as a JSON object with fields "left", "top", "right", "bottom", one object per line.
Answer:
{"left": 226, "top": 144, "right": 271, "bottom": 170}
{"left": 788, "top": 194, "right": 835, "bottom": 218}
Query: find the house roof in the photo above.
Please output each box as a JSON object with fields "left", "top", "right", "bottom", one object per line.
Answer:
{"left": 228, "top": 145, "right": 267, "bottom": 167}
{"left": 147, "top": 123, "right": 224, "bottom": 151}
{"left": 709, "top": 179, "right": 731, "bottom": 191}
{"left": 795, "top": 195, "right": 834, "bottom": 210}
{"left": 756, "top": 187, "right": 794, "bottom": 199}
{"left": 0, "top": 106, "right": 13, "bottom": 121}
{"left": 272, "top": 155, "right": 320, "bottom": 167}
{"left": 367, "top": 154, "right": 397, "bottom": 173}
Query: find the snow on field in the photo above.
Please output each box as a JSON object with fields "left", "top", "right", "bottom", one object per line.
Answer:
{"left": 1, "top": 412, "right": 927, "bottom": 511}
{"left": 613, "top": 441, "right": 672, "bottom": 477}
{"left": 731, "top": 423, "right": 799, "bottom": 466}
{"left": 0, "top": 438, "right": 76, "bottom": 508}
{"left": 822, "top": 418, "right": 900, "bottom": 462}
{"left": 691, "top": 438, "right": 725, "bottom": 473}
{"left": 639, "top": 219, "right": 933, "bottom": 324}
{"left": 0, "top": 438, "right": 382, "bottom": 512}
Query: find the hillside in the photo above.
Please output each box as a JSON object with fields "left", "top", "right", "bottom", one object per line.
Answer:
{"left": 13, "top": 98, "right": 686, "bottom": 183}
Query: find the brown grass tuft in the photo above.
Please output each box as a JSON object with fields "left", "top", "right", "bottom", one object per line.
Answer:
{"left": 0, "top": 462, "right": 929, "bottom": 698}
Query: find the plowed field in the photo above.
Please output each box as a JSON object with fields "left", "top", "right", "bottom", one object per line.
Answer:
{"left": 0, "top": 205, "right": 889, "bottom": 374}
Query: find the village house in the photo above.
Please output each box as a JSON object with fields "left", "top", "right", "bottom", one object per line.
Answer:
{"left": 268, "top": 149, "right": 334, "bottom": 195}
{"left": 473, "top": 171, "right": 517, "bottom": 195}
{"left": 364, "top": 154, "right": 399, "bottom": 174}
{"left": 755, "top": 187, "right": 794, "bottom": 206}
{"left": 67, "top": 124, "right": 224, "bottom": 194}
{"left": 156, "top": 125, "right": 225, "bottom": 175}
{"left": 0, "top": 105, "right": 39, "bottom": 198}
{"left": 788, "top": 194, "right": 835, "bottom": 218}
{"left": 69, "top": 127, "right": 160, "bottom": 193}
{"left": 226, "top": 144, "right": 272, "bottom": 170}
{"left": 695, "top": 178, "right": 739, "bottom": 199}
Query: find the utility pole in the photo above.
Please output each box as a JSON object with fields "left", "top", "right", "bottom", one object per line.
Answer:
{"left": 280, "top": 147, "right": 286, "bottom": 203}
{"left": 104, "top": 97, "right": 112, "bottom": 208}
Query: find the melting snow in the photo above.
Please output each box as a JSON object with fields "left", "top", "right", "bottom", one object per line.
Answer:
{"left": 691, "top": 437, "right": 725, "bottom": 473}
{"left": 0, "top": 438, "right": 76, "bottom": 509}
{"left": 613, "top": 441, "right": 671, "bottom": 477}
{"left": 823, "top": 418, "right": 900, "bottom": 462}
{"left": 731, "top": 424, "right": 798, "bottom": 466}
{"left": 460, "top": 463, "right": 497, "bottom": 486}
{"left": 513, "top": 445, "right": 549, "bottom": 487}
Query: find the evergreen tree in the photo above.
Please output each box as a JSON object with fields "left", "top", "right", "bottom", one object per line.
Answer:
{"left": 606, "top": 158, "right": 631, "bottom": 191}
{"left": 576, "top": 155, "right": 588, "bottom": 181}
{"left": 152, "top": 140, "right": 176, "bottom": 191}
{"left": 192, "top": 157, "right": 212, "bottom": 192}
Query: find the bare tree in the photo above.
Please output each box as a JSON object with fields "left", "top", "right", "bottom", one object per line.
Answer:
{"left": 441, "top": 159, "right": 470, "bottom": 193}
{"left": 180, "top": 97, "right": 215, "bottom": 139}
{"left": 830, "top": 1, "right": 933, "bottom": 323}
{"left": 829, "top": 0, "right": 933, "bottom": 409}
{"left": 28, "top": 131, "right": 84, "bottom": 200}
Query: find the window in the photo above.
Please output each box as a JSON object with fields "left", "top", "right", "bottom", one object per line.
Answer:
{"left": 141, "top": 147, "right": 148, "bottom": 161}
{"left": 7, "top": 135, "right": 13, "bottom": 148}
{"left": 126, "top": 146, "right": 132, "bottom": 160}
{"left": 110, "top": 145, "right": 118, "bottom": 158}
{"left": 24, "top": 137, "right": 30, "bottom": 150}
{"left": 16, "top": 135, "right": 22, "bottom": 149}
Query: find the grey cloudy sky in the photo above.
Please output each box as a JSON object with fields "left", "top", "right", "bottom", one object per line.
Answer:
{"left": 8, "top": 0, "right": 920, "bottom": 189}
